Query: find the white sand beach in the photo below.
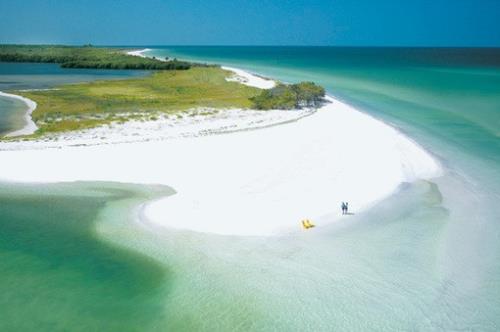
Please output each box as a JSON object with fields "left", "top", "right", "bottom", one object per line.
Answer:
{"left": 0, "top": 107, "right": 314, "bottom": 150}
{"left": 0, "top": 69, "right": 441, "bottom": 236}
{"left": 222, "top": 66, "right": 276, "bottom": 89}
{"left": 0, "top": 92, "right": 38, "bottom": 137}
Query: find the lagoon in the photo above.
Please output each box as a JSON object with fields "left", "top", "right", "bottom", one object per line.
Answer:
{"left": 0, "top": 62, "right": 148, "bottom": 136}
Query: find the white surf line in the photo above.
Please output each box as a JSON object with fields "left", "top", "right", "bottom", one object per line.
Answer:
{"left": 126, "top": 48, "right": 152, "bottom": 58}
{"left": 0, "top": 91, "right": 38, "bottom": 137}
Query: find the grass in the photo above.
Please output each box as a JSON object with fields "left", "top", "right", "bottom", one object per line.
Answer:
{"left": 13, "top": 67, "right": 261, "bottom": 135}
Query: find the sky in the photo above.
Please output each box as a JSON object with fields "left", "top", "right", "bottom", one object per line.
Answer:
{"left": 1, "top": 0, "right": 499, "bottom": 46}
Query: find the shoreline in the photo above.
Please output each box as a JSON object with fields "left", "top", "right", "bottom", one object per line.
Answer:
{"left": 127, "top": 48, "right": 276, "bottom": 90}
{"left": 0, "top": 67, "right": 442, "bottom": 235}
{"left": 141, "top": 94, "right": 442, "bottom": 236}
{"left": 0, "top": 54, "right": 443, "bottom": 236}
{"left": 0, "top": 91, "right": 38, "bottom": 137}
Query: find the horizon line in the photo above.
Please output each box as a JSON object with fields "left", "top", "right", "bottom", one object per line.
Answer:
{"left": 1, "top": 43, "right": 500, "bottom": 49}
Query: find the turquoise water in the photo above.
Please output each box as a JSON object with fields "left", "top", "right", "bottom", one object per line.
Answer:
{"left": 146, "top": 47, "right": 500, "bottom": 160}
{"left": 1, "top": 48, "right": 500, "bottom": 330}
{"left": 0, "top": 182, "right": 173, "bottom": 331}
{"left": 0, "top": 62, "right": 148, "bottom": 135}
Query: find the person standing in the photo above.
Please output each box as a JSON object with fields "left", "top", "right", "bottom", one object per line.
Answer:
{"left": 341, "top": 202, "right": 346, "bottom": 215}
{"left": 345, "top": 202, "right": 349, "bottom": 214}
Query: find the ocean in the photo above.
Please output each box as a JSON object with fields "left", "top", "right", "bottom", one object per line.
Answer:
{"left": 1, "top": 47, "right": 499, "bottom": 330}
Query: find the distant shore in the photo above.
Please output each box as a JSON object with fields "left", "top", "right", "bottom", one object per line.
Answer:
{"left": 127, "top": 49, "right": 277, "bottom": 89}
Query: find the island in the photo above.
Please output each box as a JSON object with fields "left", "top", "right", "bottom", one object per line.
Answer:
{"left": 0, "top": 45, "right": 440, "bottom": 236}
{"left": 0, "top": 45, "right": 325, "bottom": 137}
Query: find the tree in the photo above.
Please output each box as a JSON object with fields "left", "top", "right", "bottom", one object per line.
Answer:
{"left": 291, "top": 82, "right": 325, "bottom": 107}
{"left": 250, "top": 82, "right": 325, "bottom": 110}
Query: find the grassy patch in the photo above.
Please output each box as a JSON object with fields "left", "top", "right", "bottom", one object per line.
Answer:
{"left": 14, "top": 67, "right": 261, "bottom": 135}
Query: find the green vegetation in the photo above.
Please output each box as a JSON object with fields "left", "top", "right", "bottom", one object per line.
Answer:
{"left": 0, "top": 45, "right": 327, "bottom": 137}
{"left": 15, "top": 67, "right": 260, "bottom": 134}
{"left": 0, "top": 45, "right": 194, "bottom": 70}
{"left": 250, "top": 82, "right": 325, "bottom": 110}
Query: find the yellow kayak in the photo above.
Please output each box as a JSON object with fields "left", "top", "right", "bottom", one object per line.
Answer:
{"left": 301, "top": 219, "right": 315, "bottom": 229}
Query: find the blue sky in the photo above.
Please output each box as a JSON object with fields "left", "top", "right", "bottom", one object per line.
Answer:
{"left": 1, "top": 0, "right": 499, "bottom": 46}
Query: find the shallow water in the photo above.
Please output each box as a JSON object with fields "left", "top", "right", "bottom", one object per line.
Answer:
{"left": 0, "top": 182, "right": 173, "bottom": 331}
{"left": 1, "top": 48, "right": 500, "bottom": 330}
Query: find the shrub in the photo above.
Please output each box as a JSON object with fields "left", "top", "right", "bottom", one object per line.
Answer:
{"left": 250, "top": 82, "right": 325, "bottom": 110}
